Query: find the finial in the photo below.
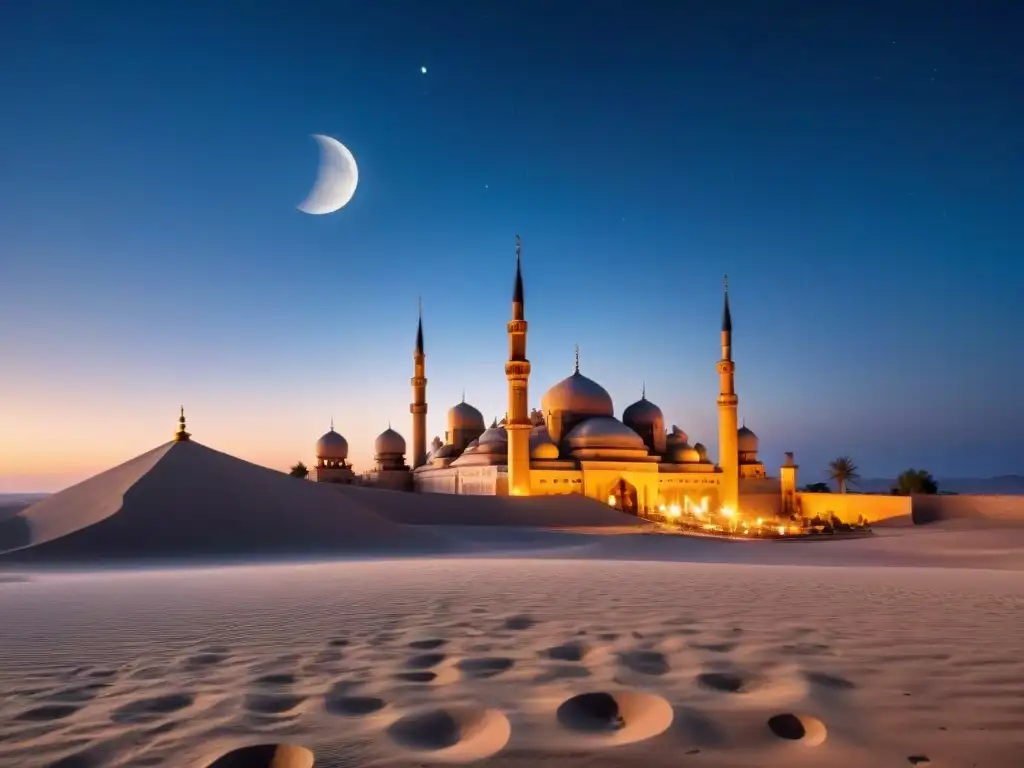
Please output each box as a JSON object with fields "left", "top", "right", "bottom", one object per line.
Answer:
{"left": 388, "top": 419, "right": 392, "bottom": 429}
{"left": 516, "top": 234, "right": 521, "bottom": 262}
{"left": 330, "top": 415, "right": 335, "bottom": 431}
{"left": 724, "top": 274, "right": 729, "bottom": 294}
{"left": 642, "top": 380, "right": 646, "bottom": 400}
{"left": 415, "top": 297, "right": 425, "bottom": 355}
{"left": 461, "top": 389, "right": 466, "bottom": 403}
{"left": 512, "top": 235, "right": 524, "bottom": 306}
{"left": 418, "top": 295, "right": 422, "bottom": 318}
{"left": 574, "top": 344, "right": 580, "bottom": 374}
{"left": 721, "top": 274, "right": 733, "bottom": 333}
{"left": 174, "top": 405, "right": 191, "bottom": 442}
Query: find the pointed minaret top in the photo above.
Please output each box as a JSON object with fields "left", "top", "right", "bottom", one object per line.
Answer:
{"left": 513, "top": 235, "right": 524, "bottom": 306}
{"left": 415, "top": 297, "right": 424, "bottom": 356}
{"left": 330, "top": 416, "right": 335, "bottom": 432}
{"left": 641, "top": 380, "right": 646, "bottom": 400}
{"left": 721, "top": 274, "right": 733, "bottom": 333}
{"left": 490, "top": 417, "right": 498, "bottom": 429}
{"left": 174, "top": 405, "right": 191, "bottom": 442}
{"left": 461, "top": 389, "right": 466, "bottom": 403}
{"left": 574, "top": 343, "right": 580, "bottom": 374}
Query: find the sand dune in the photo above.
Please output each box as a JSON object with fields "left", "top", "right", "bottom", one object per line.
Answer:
{"left": 0, "top": 558, "right": 1021, "bottom": 767}
{"left": 0, "top": 441, "right": 456, "bottom": 563}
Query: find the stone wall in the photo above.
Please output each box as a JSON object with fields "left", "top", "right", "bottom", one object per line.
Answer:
{"left": 797, "top": 492, "right": 912, "bottom": 524}
{"left": 911, "top": 494, "right": 1024, "bottom": 525}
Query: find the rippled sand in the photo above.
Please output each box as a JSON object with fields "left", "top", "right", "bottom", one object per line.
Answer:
{"left": 1, "top": 558, "right": 1021, "bottom": 767}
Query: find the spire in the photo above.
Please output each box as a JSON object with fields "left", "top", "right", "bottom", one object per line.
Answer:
{"left": 513, "top": 235, "right": 524, "bottom": 306}
{"left": 330, "top": 416, "right": 335, "bottom": 432}
{"left": 574, "top": 343, "right": 580, "bottom": 374}
{"left": 415, "top": 297, "right": 424, "bottom": 356}
{"left": 721, "top": 274, "right": 733, "bottom": 333}
{"left": 174, "top": 406, "right": 191, "bottom": 442}
{"left": 642, "top": 380, "right": 646, "bottom": 400}
{"left": 461, "top": 389, "right": 466, "bottom": 403}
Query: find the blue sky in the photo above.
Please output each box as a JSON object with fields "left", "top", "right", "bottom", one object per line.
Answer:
{"left": 1, "top": 1, "right": 1022, "bottom": 490}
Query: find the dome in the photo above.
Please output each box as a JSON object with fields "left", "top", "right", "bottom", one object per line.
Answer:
{"left": 666, "top": 425, "right": 689, "bottom": 449}
{"left": 448, "top": 400, "right": 485, "bottom": 431}
{"left": 693, "top": 442, "right": 709, "bottom": 462}
{"left": 531, "top": 441, "right": 559, "bottom": 460}
{"left": 623, "top": 396, "right": 663, "bottom": 428}
{"left": 737, "top": 425, "right": 759, "bottom": 452}
{"left": 473, "top": 423, "right": 508, "bottom": 454}
{"left": 316, "top": 429, "right": 349, "bottom": 460}
{"left": 672, "top": 444, "right": 701, "bottom": 464}
{"left": 565, "top": 416, "right": 646, "bottom": 450}
{"left": 374, "top": 427, "right": 406, "bottom": 456}
{"left": 541, "top": 371, "right": 614, "bottom": 419}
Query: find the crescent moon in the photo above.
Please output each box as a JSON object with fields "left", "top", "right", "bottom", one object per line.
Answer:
{"left": 297, "top": 134, "right": 359, "bottom": 215}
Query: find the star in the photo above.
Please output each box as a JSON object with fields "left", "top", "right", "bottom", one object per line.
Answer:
{"left": 420, "top": 66, "right": 427, "bottom": 74}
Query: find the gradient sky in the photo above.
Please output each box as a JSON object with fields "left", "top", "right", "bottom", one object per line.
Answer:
{"left": 2, "top": 1, "right": 1022, "bottom": 492}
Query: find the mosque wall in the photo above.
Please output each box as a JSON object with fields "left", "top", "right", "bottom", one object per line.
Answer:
{"left": 532, "top": 470, "right": 583, "bottom": 495}
{"left": 414, "top": 469, "right": 459, "bottom": 495}
{"left": 656, "top": 473, "right": 722, "bottom": 510}
{"left": 910, "top": 494, "right": 1024, "bottom": 525}
{"left": 796, "top": 492, "right": 911, "bottom": 524}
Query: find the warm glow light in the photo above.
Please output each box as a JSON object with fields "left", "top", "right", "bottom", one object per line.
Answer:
{"left": 607, "top": 495, "right": 616, "bottom": 507}
{"left": 668, "top": 504, "right": 681, "bottom": 518}
{"left": 720, "top": 506, "right": 734, "bottom": 518}
{"left": 777, "top": 525, "right": 787, "bottom": 536}
{"left": 756, "top": 517, "right": 763, "bottom": 526}
{"left": 658, "top": 504, "right": 667, "bottom": 513}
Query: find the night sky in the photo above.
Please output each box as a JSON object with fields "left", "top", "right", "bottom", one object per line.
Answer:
{"left": 1, "top": 1, "right": 1022, "bottom": 491}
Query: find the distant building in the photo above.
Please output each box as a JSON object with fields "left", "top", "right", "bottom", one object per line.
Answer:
{"left": 313, "top": 236, "right": 797, "bottom": 518}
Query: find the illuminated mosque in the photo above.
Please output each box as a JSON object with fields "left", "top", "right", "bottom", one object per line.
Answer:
{"left": 312, "top": 237, "right": 800, "bottom": 520}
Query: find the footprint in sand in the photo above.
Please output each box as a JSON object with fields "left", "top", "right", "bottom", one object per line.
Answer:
{"left": 408, "top": 638, "right": 447, "bottom": 650}
{"left": 766, "top": 713, "right": 828, "bottom": 746}
{"left": 324, "top": 693, "right": 387, "bottom": 717}
{"left": 458, "top": 657, "right": 515, "bottom": 679}
{"left": 327, "top": 637, "right": 350, "bottom": 648}
{"left": 697, "top": 671, "right": 747, "bottom": 693}
{"left": 555, "top": 690, "right": 674, "bottom": 746}
{"left": 406, "top": 652, "right": 447, "bottom": 670}
{"left": 618, "top": 650, "right": 670, "bottom": 676}
{"left": 253, "top": 673, "right": 297, "bottom": 686}
{"left": 387, "top": 706, "right": 511, "bottom": 761}
{"left": 503, "top": 614, "right": 535, "bottom": 630}
{"left": 206, "top": 744, "right": 314, "bottom": 768}
{"left": 803, "top": 671, "right": 856, "bottom": 690}
{"left": 111, "top": 692, "right": 194, "bottom": 724}
{"left": 690, "top": 641, "right": 739, "bottom": 653}
{"left": 185, "top": 647, "right": 231, "bottom": 668}
{"left": 50, "top": 681, "right": 111, "bottom": 704}
{"left": 544, "top": 641, "right": 590, "bottom": 662}
{"left": 15, "top": 704, "right": 80, "bottom": 722}
{"left": 244, "top": 693, "right": 306, "bottom": 716}
{"left": 395, "top": 671, "right": 439, "bottom": 683}
{"left": 534, "top": 665, "right": 593, "bottom": 683}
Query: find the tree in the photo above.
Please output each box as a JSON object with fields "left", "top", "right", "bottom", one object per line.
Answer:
{"left": 892, "top": 468, "right": 938, "bottom": 495}
{"left": 828, "top": 456, "right": 860, "bottom": 494}
{"left": 289, "top": 461, "right": 309, "bottom": 479}
{"left": 801, "top": 482, "right": 831, "bottom": 493}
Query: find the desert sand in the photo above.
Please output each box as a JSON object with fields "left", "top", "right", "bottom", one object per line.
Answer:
{"left": 1, "top": 443, "right": 1022, "bottom": 766}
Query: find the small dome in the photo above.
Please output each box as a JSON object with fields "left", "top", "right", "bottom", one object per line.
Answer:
{"left": 448, "top": 400, "right": 485, "bottom": 431}
{"left": 737, "top": 425, "right": 759, "bottom": 452}
{"left": 541, "top": 371, "right": 614, "bottom": 419}
{"left": 623, "top": 396, "right": 663, "bottom": 428}
{"left": 316, "top": 429, "right": 349, "bottom": 460}
{"left": 666, "top": 425, "right": 689, "bottom": 449}
{"left": 473, "top": 423, "right": 508, "bottom": 455}
{"left": 693, "top": 442, "right": 709, "bottom": 462}
{"left": 672, "top": 444, "right": 701, "bottom": 464}
{"left": 565, "top": 416, "right": 646, "bottom": 450}
{"left": 531, "top": 441, "right": 560, "bottom": 460}
{"left": 374, "top": 427, "right": 406, "bottom": 456}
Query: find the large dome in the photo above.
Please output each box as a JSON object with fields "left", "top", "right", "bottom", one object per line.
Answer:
{"left": 737, "top": 425, "right": 759, "bottom": 452}
{"left": 448, "top": 401, "right": 485, "bottom": 431}
{"left": 374, "top": 427, "right": 406, "bottom": 456}
{"left": 565, "top": 416, "right": 646, "bottom": 450}
{"left": 541, "top": 371, "right": 614, "bottom": 419}
{"left": 316, "top": 429, "right": 349, "bottom": 460}
{"left": 623, "top": 396, "right": 663, "bottom": 428}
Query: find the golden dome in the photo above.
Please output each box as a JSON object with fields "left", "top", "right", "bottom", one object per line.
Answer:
{"left": 316, "top": 429, "right": 349, "bottom": 460}
{"left": 541, "top": 371, "right": 614, "bottom": 419}
{"left": 531, "top": 441, "right": 559, "bottom": 460}
{"left": 623, "top": 395, "right": 663, "bottom": 429}
{"left": 737, "top": 425, "right": 759, "bottom": 452}
{"left": 448, "top": 400, "right": 485, "bottom": 431}
{"left": 565, "top": 416, "right": 645, "bottom": 450}
{"left": 672, "top": 444, "right": 701, "bottom": 463}
{"left": 374, "top": 427, "right": 406, "bottom": 456}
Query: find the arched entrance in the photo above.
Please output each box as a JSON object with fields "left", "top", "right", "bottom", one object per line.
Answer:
{"left": 607, "top": 477, "right": 639, "bottom": 516}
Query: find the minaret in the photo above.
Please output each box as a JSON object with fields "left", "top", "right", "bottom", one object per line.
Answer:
{"left": 505, "top": 235, "right": 532, "bottom": 496}
{"left": 174, "top": 406, "right": 191, "bottom": 442}
{"left": 410, "top": 299, "right": 428, "bottom": 469}
{"left": 716, "top": 275, "right": 739, "bottom": 514}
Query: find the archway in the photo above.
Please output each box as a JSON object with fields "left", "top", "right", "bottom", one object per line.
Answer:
{"left": 607, "top": 477, "right": 639, "bottom": 516}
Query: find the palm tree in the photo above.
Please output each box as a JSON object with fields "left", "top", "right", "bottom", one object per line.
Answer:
{"left": 289, "top": 461, "right": 309, "bottom": 479}
{"left": 828, "top": 456, "right": 860, "bottom": 494}
{"left": 893, "top": 469, "right": 938, "bottom": 495}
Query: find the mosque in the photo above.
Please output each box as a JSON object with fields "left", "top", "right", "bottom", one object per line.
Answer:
{"left": 311, "top": 237, "right": 800, "bottom": 520}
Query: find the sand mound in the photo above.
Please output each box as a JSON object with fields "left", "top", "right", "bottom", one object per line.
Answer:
{"left": 330, "top": 483, "right": 650, "bottom": 528}
{"left": 386, "top": 706, "right": 511, "bottom": 762}
{"left": 766, "top": 713, "right": 828, "bottom": 746}
{"left": 206, "top": 744, "right": 314, "bottom": 768}
{"left": 555, "top": 690, "right": 674, "bottom": 746}
{"left": 0, "top": 440, "right": 455, "bottom": 564}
